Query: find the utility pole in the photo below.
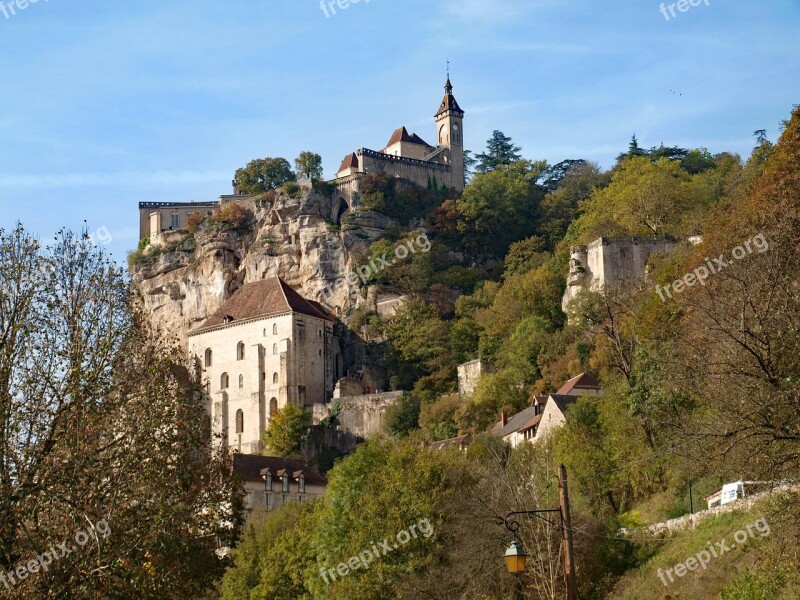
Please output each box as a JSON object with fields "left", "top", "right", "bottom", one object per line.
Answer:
{"left": 689, "top": 479, "right": 694, "bottom": 515}
{"left": 558, "top": 464, "right": 578, "bottom": 600}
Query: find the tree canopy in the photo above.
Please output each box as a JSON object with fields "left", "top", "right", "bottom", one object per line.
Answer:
{"left": 234, "top": 157, "right": 296, "bottom": 194}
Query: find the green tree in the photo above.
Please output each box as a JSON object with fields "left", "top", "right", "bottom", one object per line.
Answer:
{"left": 474, "top": 130, "right": 522, "bottom": 173}
{"left": 0, "top": 225, "right": 238, "bottom": 599}
{"left": 574, "top": 156, "right": 691, "bottom": 239}
{"left": 262, "top": 404, "right": 311, "bottom": 458}
{"left": 295, "top": 151, "right": 324, "bottom": 181}
{"left": 235, "top": 157, "right": 296, "bottom": 194}
{"left": 457, "top": 159, "right": 548, "bottom": 259}
{"left": 385, "top": 395, "right": 421, "bottom": 437}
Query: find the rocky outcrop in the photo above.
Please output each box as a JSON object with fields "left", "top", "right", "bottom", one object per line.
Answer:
{"left": 131, "top": 187, "right": 398, "bottom": 347}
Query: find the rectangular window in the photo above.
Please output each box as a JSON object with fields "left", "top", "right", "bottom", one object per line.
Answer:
{"left": 171, "top": 213, "right": 180, "bottom": 228}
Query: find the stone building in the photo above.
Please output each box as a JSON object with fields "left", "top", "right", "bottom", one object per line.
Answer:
{"left": 562, "top": 236, "right": 678, "bottom": 313}
{"left": 138, "top": 201, "right": 219, "bottom": 244}
{"left": 457, "top": 359, "right": 496, "bottom": 397}
{"left": 188, "top": 277, "right": 343, "bottom": 454}
{"left": 232, "top": 454, "right": 327, "bottom": 516}
{"left": 333, "top": 77, "right": 466, "bottom": 205}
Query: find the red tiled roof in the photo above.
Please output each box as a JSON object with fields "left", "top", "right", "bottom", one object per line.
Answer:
{"left": 556, "top": 372, "right": 601, "bottom": 395}
{"left": 386, "top": 126, "right": 432, "bottom": 148}
{"left": 338, "top": 152, "right": 359, "bottom": 173}
{"left": 197, "top": 277, "right": 334, "bottom": 331}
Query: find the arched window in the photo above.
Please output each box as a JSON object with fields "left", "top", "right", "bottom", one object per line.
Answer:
{"left": 221, "top": 373, "right": 229, "bottom": 389}
{"left": 237, "top": 342, "right": 245, "bottom": 361}
{"left": 273, "top": 343, "right": 278, "bottom": 355}
{"left": 239, "top": 374, "right": 244, "bottom": 389}
{"left": 235, "top": 410, "right": 244, "bottom": 434}
{"left": 273, "top": 323, "right": 278, "bottom": 335}
{"left": 204, "top": 349, "right": 212, "bottom": 367}
{"left": 270, "top": 397, "right": 278, "bottom": 416}
{"left": 272, "top": 372, "right": 279, "bottom": 384}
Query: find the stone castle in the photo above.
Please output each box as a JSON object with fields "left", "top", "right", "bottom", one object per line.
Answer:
{"left": 333, "top": 77, "right": 466, "bottom": 200}
{"left": 137, "top": 78, "right": 465, "bottom": 246}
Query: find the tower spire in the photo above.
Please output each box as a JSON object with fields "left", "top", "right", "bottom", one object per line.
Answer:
{"left": 445, "top": 61, "right": 453, "bottom": 94}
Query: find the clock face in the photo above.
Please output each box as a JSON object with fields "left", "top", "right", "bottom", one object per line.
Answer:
{"left": 453, "top": 124, "right": 459, "bottom": 131}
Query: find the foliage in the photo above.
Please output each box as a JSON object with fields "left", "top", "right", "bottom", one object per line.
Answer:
{"left": 295, "top": 151, "right": 324, "bottom": 181}
{"left": 0, "top": 225, "right": 238, "bottom": 599}
{"left": 456, "top": 159, "right": 548, "bottom": 260}
{"left": 385, "top": 298, "right": 458, "bottom": 403}
{"left": 262, "top": 404, "right": 311, "bottom": 458}
{"left": 474, "top": 130, "right": 522, "bottom": 173}
{"left": 234, "top": 157, "right": 296, "bottom": 194}
{"left": 208, "top": 202, "right": 253, "bottom": 233}
{"left": 385, "top": 395, "right": 421, "bottom": 437}
{"left": 718, "top": 571, "right": 787, "bottom": 600}
{"left": 281, "top": 180, "right": 301, "bottom": 198}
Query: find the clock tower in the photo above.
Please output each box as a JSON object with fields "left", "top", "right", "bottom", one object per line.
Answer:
{"left": 434, "top": 77, "right": 465, "bottom": 190}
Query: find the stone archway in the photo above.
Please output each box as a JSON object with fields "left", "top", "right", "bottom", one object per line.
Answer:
{"left": 332, "top": 197, "right": 350, "bottom": 224}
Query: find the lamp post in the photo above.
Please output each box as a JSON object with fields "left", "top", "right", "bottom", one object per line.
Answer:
{"left": 497, "top": 464, "right": 578, "bottom": 600}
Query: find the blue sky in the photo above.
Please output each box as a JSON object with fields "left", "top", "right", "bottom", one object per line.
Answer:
{"left": 1, "top": 0, "right": 798, "bottom": 260}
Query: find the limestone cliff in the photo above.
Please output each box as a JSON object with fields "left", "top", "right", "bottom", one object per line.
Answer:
{"left": 131, "top": 186, "right": 396, "bottom": 348}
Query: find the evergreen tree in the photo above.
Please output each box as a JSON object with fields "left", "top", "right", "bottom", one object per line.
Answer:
{"left": 474, "top": 130, "right": 522, "bottom": 173}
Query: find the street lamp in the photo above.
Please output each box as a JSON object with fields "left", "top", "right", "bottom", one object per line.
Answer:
{"left": 504, "top": 539, "right": 527, "bottom": 574}
{"left": 496, "top": 464, "right": 578, "bottom": 600}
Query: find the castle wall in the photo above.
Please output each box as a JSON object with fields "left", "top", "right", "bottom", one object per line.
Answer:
{"left": 358, "top": 149, "right": 455, "bottom": 190}
{"left": 563, "top": 237, "right": 678, "bottom": 313}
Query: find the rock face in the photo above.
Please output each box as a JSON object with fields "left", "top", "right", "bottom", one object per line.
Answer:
{"left": 131, "top": 187, "right": 397, "bottom": 348}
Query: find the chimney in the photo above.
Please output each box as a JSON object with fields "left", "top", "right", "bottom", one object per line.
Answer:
{"left": 500, "top": 412, "right": 507, "bottom": 426}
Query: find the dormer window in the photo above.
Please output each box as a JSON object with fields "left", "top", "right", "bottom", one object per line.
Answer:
{"left": 280, "top": 470, "right": 290, "bottom": 493}
{"left": 262, "top": 468, "right": 273, "bottom": 492}
{"left": 297, "top": 472, "right": 306, "bottom": 494}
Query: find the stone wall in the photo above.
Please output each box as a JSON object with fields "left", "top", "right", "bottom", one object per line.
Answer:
{"left": 313, "top": 391, "right": 408, "bottom": 444}
{"left": 563, "top": 236, "right": 679, "bottom": 313}
{"left": 457, "top": 359, "right": 496, "bottom": 397}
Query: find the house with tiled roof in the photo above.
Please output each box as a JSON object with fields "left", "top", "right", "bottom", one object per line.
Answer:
{"left": 188, "top": 277, "right": 343, "bottom": 454}
{"left": 232, "top": 454, "right": 327, "bottom": 516}
{"left": 556, "top": 372, "right": 602, "bottom": 397}
{"left": 333, "top": 77, "right": 466, "bottom": 203}
{"left": 492, "top": 374, "right": 604, "bottom": 447}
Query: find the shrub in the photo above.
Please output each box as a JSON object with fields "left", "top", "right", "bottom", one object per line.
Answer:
{"left": 385, "top": 395, "right": 421, "bottom": 437}
{"left": 281, "top": 181, "right": 301, "bottom": 198}
{"left": 206, "top": 203, "right": 252, "bottom": 233}
{"left": 186, "top": 212, "right": 205, "bottom": 233}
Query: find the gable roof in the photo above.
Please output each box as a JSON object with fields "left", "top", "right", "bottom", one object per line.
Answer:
{"left": 518, "top": 413, "right": 542, "bottom": 433}
{"left": 547, "top": 394, "right": 581, "bottom": 415}
{"left": 386, "top": 126, "right": 432, "bottom": 148}
{"left": 556, "top": 372, "right": 601, "bottom": 396}
{"left": 232, "top": 454, "right": 327, "bottom": 486}
{"left": 495, "top": 406, "right": 539, "bottom": 438}
{"left": 338, "top": 152, "right": 359, "bottom": 173}
{"left": 195, "top": 277, "right": 334, "bottom": 333}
